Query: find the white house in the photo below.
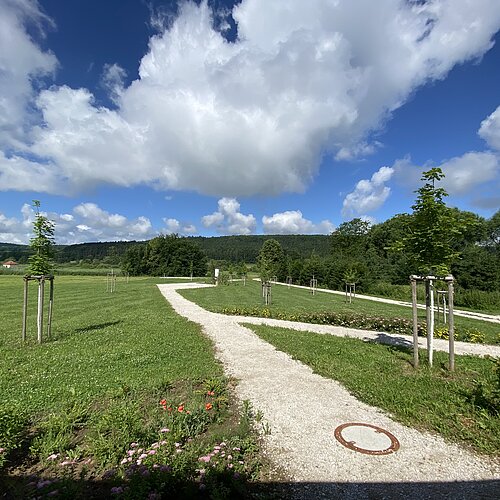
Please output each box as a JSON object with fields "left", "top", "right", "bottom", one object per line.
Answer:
{"left": 2, "top": 260, "right": 18, "bottom": 268}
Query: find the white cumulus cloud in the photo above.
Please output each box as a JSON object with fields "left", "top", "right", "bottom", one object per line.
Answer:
{"left": 262, "top": 211, "right": 334, "bottom": 234}
{"left": 0, "top": 202, "right": 158, "bottom": 245}
{"left": 202, "top": 198, "right": 256, "bottom": 235}
{"left": 479, "top": 105, "right": 500, "bottom": 151}
{"left": 163, "top": 217, "right": 197, "bottom": 235}
{"left": 1, "top": 0, "right": 500, "bottom": 196}
{"left": 342, "top": 166, "right": 394, "bottom": 218}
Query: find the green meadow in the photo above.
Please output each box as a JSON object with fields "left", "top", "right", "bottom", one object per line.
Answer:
{"left": 0, "top": 275, "right": 262, "bottom": 498}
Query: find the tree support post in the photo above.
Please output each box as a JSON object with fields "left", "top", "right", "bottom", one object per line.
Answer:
{"left": 37, "top": 277, "right": 45, "bottom": 344}
{"left": 425, "top": 279, "right": 434, "bottom": 367}
{"left": 448, "top": 279, "right": 455, "bottom": 371}
{"left": 47, "top": 277, "right": 54, "bottom": 339}
{"left": 411, "top": 278, "right": 419, "bottom": 368}
{"left": 22, "top": 277, "right": 28, "bottom": 342}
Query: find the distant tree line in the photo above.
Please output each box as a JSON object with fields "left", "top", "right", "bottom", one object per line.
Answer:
{"left": 254, "top": 209, "right": 499, "bottom": 294}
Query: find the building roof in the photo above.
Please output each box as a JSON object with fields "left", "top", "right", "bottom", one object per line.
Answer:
{"left": 3, "top": 260, "right": 18, "bottom": 265}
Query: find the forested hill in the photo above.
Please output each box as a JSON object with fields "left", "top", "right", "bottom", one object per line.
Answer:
{"left": 1, "top": 235, "right": 331, "bottom": 264}
{"left": 189, "top": 235, "right": 331, "bottom": 262}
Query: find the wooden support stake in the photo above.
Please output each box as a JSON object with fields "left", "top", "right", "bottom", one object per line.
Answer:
{"left": 425, "top": 280, "right": 433, "bottom": 367}
{"left": 411, "top": 279, "right": 419, "bottom": 368}
{"left": 448, "top": 280, "right": 455, "bottom": 372}
{"left": 22, "top": 277, "right": 28, "bottom": 342}
{"left": 37, "top": 278, "right": 45, "bottom": 344}
{"left": 47, "top": 278, "right": 54, "bottom": 339}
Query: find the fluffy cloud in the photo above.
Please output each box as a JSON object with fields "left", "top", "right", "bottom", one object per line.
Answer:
{"left": 0, "top": 203, "right": 157, "bottom": 245}
{"left": 342, "top": 166, "right": 394, "bottom": 218}
{"left": 262, "top": 211, "right": 334, "bottom": 234}
{"left": 2, "top": 0, "right": 500, "bottom": 196}
{"left": 163, "top": 217, "right": 197, "bottom": 235}
{"left": 0, "top": 0, "right": 57, "bottom": 149}
{"left": 479, "top": 106, "right": 500, "bottom": 151}
{"left": 202, "top": 198, "right": 256, "bottom": 235}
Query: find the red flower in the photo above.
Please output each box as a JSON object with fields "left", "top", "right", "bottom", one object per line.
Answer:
{"left": 205, "top": 403, "right": 213, "bottom": 411}
{"left": 160, "top": 399, "right": 167, "bottom": 406}
{"left": 178, "top": 405, "right": 184, "bottom": 413}
{"left": 207, "top": 390, "right": 215, "bottom": 396}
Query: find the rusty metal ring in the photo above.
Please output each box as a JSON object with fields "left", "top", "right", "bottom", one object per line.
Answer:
{"left": 334, "top": 422, "right": 400, "bottom": 455}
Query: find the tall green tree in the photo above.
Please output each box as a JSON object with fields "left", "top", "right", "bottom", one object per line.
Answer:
{"left": 27, "top": 200, "right": 55, "bottom": 275}
{"left": 258, "top": 239, "right": 285, "bottom": 281}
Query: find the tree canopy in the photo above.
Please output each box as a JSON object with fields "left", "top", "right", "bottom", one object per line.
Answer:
{"left": 122, "top": 234, "right": 207, "bottom": 277}
{"left": 27, "top": 200, "right": 55, "bottom": 275}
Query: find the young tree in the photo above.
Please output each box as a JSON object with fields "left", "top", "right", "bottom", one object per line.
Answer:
{"left": 28, "top": 200, "right": 55, "bottom": 275}
{"left": 398, "top": 168, "right": 471, "bottom": 276}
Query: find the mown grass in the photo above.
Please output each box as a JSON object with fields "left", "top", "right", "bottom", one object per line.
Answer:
{"left": 245, "top": 323, "right": 500, "bottom": 456}
{"left": 0, "top": 275, "right": 262, "bottom": 498}
{"left": 180, "top": 280, "right": 500, "bottom": 344}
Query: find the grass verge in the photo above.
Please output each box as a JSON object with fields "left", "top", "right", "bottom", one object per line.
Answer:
{"left": 244, "top": 323, "right": 500, "bottom": 456}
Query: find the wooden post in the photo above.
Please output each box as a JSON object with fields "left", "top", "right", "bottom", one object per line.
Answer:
{"left": 425, "top": 279, "right": 433, "bottom": 366}
{"left": 37, "top": 278, "right": 45, "bottom": 344}
{"left": 47, "top": 278, "right": 54, "bottom": 339}
{"left": 22, "top": 277, "right": 28, "bottom": 342}
{"left": 411, "top": 278, "right": 419, "bottom": 368}
{"left": 448, "top": 279, "right": 455, "bottom": 372}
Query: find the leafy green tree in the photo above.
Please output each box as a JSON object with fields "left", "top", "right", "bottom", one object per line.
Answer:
{"left": 27, "top": 200, "right": 55, "bottom": 275}
{"left": 331, "top": 218, "right": 370, "bottom": 259}
{"left": 397, "top": 168, "right": 472, "bottom": 275}
{"left": 123, "top": 234, "right": 207, "bottom": 276}
{"left": 258, "top": 239, "right": 285, "bottom": 281}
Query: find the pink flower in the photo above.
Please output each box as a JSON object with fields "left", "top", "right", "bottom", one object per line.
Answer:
{"left": 47, "top": 453, "right": 59, "bottom": 461}
{"left": 120, "top": 458, "right": 128, "bottom": 465}
{"left": 139, "top": 453, "right": 148, "bottom": 460}
{"left": 130, "top": 443, "right": 138, "bottom": 448}
{"left": 198, "top": 455, "right": 211, "bottom": 463}
{"left": 160, "top": 428, "right": 170, "bottom": 433}
{"left": 148, "top": 450, "right": 156, "bottom": 455}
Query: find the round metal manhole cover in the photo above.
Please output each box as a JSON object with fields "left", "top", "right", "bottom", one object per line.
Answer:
{"left": 334, "top": 423, "right": 400, "bottom": 455}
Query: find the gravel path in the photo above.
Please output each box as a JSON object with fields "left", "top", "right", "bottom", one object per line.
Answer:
{"left": 158, "top": 283, "right": 500, "bottom": 499}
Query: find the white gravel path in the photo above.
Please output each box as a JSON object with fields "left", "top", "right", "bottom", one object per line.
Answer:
{"left": 157, "top": 283, "right": 500, "bottom": 499}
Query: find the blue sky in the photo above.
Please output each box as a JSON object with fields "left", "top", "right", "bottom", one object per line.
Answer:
{"left": 1, "top": 0, "right": 499, "bottom": 244}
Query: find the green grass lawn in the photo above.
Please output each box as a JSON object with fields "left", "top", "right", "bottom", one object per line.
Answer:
{"left": 0, "top": 275, "right": 262, "bottom": 498}
{"left": 180, "top": 280, "right": 500, "bottom": 344}
{"left": 245, "top": 323, "right": 500, "bottom": 456}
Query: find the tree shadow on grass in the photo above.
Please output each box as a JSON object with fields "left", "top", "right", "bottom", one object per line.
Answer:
{"left": 365, "top": 332, "right": 414, "bottom": 351}
{"left": 1, "top": 471, "right": 499, "bottom": 499}
{"left": 73, "top": 321, "right": 123, "bottom": 334}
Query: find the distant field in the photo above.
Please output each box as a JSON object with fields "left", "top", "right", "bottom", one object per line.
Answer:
{"left": 179, "top": 280, "right": 500, "bottom": 344}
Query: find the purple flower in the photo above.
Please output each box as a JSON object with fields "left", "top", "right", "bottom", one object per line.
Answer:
{"left": 111, "top": 486, "right": 124, "bottom": 495}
